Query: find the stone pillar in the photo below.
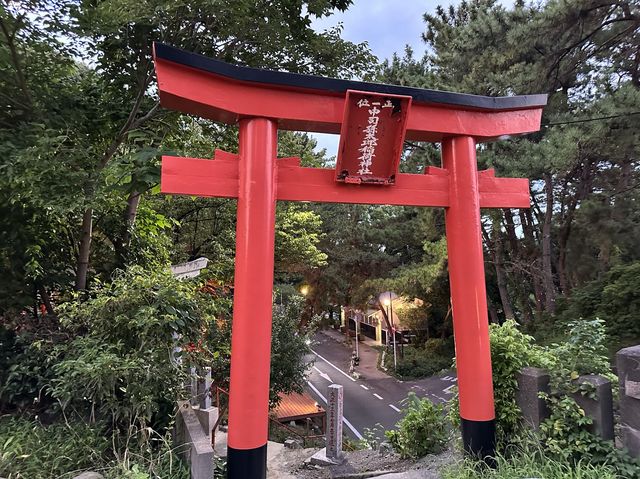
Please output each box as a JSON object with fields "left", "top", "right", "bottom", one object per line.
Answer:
{"left": 174, "top": 401, "right": 214, "bottom": 479}
{"left": 189, "top": 366, "right": 198, "bottom": 407}
{"left": 310, "top": 384, "right": 344, "bottom": 466}
{"left": 198, "top": 367, "right": 212, "bottom": 410}
{"left": 516, "top": 367, "right": 550, "bottom": 430}
{"left": 617, "top": 345, "right": 640, "bottom": 457}
{"left": 571, "top": 374, "right": 614, "bottom": 441}
{"left": 194, "top": 367, "right": 218, "bottom": 438}
{"left": 326, "top": 384, "right": 344, "bottom": 461}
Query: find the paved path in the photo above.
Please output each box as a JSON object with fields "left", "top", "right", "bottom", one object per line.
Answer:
{"left": 306, "top": 329, "right": 457, "bottom": 440}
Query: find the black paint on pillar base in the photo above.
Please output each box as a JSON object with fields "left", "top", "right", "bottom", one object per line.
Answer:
{"left": 461, "top": 418, "right": 496, "bottom": 464}
{"left": 228, "top": 444, "right": 267, "bottom": 479}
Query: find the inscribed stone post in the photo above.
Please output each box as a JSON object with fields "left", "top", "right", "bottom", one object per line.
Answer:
{"left": 617, "top": 345, "right": 640, "bottom": 457}
{"left": 570, "top": 375, "right": 614, "bottom": 441}
{"left": 516, "top": 367, "right": 550, "bottom": 430}
{"left": 326, "top": 384, "right": 344, "bottom": 461}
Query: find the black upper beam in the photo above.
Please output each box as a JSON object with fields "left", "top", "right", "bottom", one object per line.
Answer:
{"left": 154, "top": 43, "right": 547, "bottom": 112}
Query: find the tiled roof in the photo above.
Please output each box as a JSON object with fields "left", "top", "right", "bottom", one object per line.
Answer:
{"left": 272, "top": 391, "right": 325, "bottom": 422}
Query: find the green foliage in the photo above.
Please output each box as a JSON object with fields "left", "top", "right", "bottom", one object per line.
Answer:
{"left": 0, "top": 416, "right": 189, "bottom": 479}
{"left": 487, "top": 320, "right": 552, "bottom": 441}
{"left": 557, "top": 262, "right": 640, "bottom": 347}
{"left": 268, "top": 296, "right": 314, "bottom": 405}
{"left": 545, "top": 318, "right": 617, "bottom": 394}
{"left": 448, "top": 320, "right": 552, "bottom": 440}
{"left": 451, "top": 318, "right": 640, "bottom": 476}
{"left": 0, "top": 417, "right": 109, "bottom": 479}
{"left": 50, "top": 266, "right": 216, "bottom": 429}
{"left": 386, "top": 339, "right": 454, "bottom": 380}
{"left": 534, "top": 319, "right": 640, "bottom": 477}
{"left": 442, "top": 445, "right": 617, "bottom": 479}
{"left": 385, "top": 392, "right": 449, "bottom": 459}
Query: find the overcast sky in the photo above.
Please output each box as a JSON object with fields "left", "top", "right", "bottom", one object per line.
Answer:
{"left": 309, "top": 1, "right": 453, "bottom": 155}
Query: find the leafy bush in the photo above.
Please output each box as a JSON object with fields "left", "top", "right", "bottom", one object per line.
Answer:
{"left": 486, "top": 320, "right": 552, "bottom": 441}
{"left": 556, "top": 261, "right": 640, "bottom": 348}
{"left": 448, "top": 318, "right": 640, "bottom": 476}
{"left": 448, "top": 320, "right": 552, "bottom": 441}
{"left": 51, "top": 266, "right": 217, "bottom": 431}
{"left": 385, "top": 392, "right": 449, "bottom": 458}
{"left": 386, "top": 338, "right": 454, "bottom": 380}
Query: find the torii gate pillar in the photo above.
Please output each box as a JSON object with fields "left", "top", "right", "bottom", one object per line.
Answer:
{"left": 151, "top": 42, "right": 547, "bottom": 478}
{"left": 443, "top": 136, "right": 495, "bottom": 455}
{"left": 226, "top": 118, "right": 278, "bottom": 473}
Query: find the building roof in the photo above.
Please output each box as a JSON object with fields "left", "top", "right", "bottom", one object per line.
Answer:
{"left": 272, "top": 391, "right": 325, "bottom": 422}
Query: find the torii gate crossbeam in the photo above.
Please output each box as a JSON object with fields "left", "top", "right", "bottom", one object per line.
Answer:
{"left": 152, "top": 43, "right": 547, "bottom": 479}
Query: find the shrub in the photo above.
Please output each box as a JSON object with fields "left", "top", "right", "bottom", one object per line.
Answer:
{"left": 385, "top": 338, "right": 454, "bottom": 380}
{"left": 448, "top": 320, "right": 552, "bottom": 442}
{"left": 51, "top": 266, "right": 217, "bottom": 432}
{"left": 487, "top": 320, "right": 552, "bottom": 441}
{"left": 385, "top": 392, "right": 449, "bottom": 458}
{"left": 0, "top": 416, "right": 109, "bottom": 479}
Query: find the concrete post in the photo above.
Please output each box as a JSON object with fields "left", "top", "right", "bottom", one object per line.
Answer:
{"left": 326, "top": 384, "right": 344, "bottom": 461}
{"left": 516, "top": 367, "right": 550, "bottom": 430}
{"left": 175, "top": 401, "right": 214, "bottom": 479}
{"left": 198, "top": 367, "right": 212, "bottom": 410}
{"left": 571, "top": 374, "right": 614, "bottom": 441}
{"left": 617, "top": 345, "right": 640, "bottom": 457}
{"left": 189, "top": 366, "right": 198, "bottom": 407}
{"left": 310, "top": 384, "right": 344, "bottom": 466}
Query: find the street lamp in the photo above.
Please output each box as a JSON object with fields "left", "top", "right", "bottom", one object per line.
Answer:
{"left": 383, "top": 294, "right": 398, "bottom": 371}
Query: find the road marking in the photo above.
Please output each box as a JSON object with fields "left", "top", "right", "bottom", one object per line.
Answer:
{"left": 310, "top": 349, "right": 356, "bottom": 382}
{"left": 443, "top": 384, "right": 456, "bottom": 394}
{"left": 313, "top": 366, "right": 333, "bottom": 383}
{"left": 360, "top": 384, "right": 369, "bottom": 390}
{"left": 373, "top": 393, "right": 384, "bottom": 400}
{"left": 306, "top": 381, "right": 364, "bottom": 440}
{"left": 389, "top": 404, "right": 401, "bottom": 412}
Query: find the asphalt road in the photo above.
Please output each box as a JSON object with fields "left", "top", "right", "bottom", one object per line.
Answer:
{"left": 305, "top": 331, "right": 457, "bottom": 440}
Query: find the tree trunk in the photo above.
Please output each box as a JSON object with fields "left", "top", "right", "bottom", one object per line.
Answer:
{"left": 75, "top": 207, "right": 93, "bottom": 290}
{"left": 493, "top": 228, "right": 515, "bottom": 320}
{"left": 38, "top": 285, "right": 55, "bottom": 316}
{"left": 542, "top": 173, "right": 556, "bottom": 313}
{"left": 488, "top": 301, "right": 499, "bottom": 324}
{"left": 116, "top": 190, "right": 142, "bottom": 266}
{"left": 123, "top": 191, "right": 141, "bottom": 247}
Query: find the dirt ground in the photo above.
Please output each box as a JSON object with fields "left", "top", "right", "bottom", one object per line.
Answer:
{"left": 273, "top": 446, "right": 456, "bottom": 479}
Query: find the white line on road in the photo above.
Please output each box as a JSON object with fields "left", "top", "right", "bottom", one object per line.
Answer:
{"left": 360, "top": 384, "right": 369, "bottom": 390}
{"left": 310, "top": 349, "right": 356, "bottom": 382}
{"left": 313, "top": 366, "right": 333, "bottom": 383}
{"left": 306, "top": 381, "right": 364, "bottom": 440}
{"left": 389, "top": 404, "right": 401, "bottom": 412}
{"left": 373, "top": 393, "right": 384, "bottom": 400}
{"left": 443, "top": 384, "right": 456, "bottom": 394}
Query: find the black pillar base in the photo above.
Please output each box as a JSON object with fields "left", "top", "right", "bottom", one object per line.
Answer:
{"left": 228, "top": 444, "right": 267, "bottom": 479}
{"left": 461, "top": 418, "right": 496, "bottom": 463}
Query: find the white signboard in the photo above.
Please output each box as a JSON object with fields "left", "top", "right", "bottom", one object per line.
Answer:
{"left": 170, "top": 257, "right": 209, "bottom": 279}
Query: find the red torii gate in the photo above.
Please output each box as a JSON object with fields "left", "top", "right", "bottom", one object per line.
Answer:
{"left": 153, "top": 43, "right": 546, "bottom": 478}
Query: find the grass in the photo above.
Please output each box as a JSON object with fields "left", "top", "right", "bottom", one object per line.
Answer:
{"left": 442, "top": 447, "right": 618, "bottom": 479}
{"left": 0, "top": 416, "right": 189, "bottom": 479}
